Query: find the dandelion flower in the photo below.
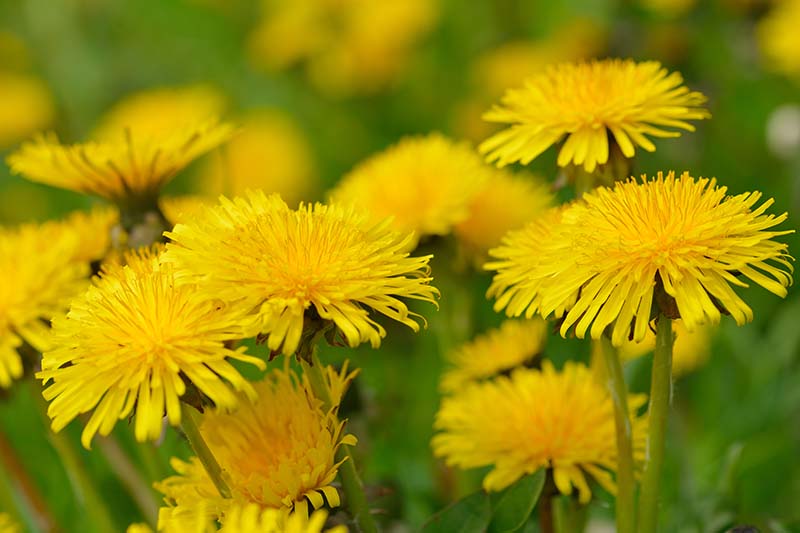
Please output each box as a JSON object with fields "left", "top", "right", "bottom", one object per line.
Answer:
{"left": 52, "top": 206, "right": 119, "bottom": 263}
{"left": 37, "top": 248, "right": 265, "bottom": 448}
{"left": 219, "top": 504, "right": 346, "bottom": 533}
{"left": 330, "top": 134, "right": 490, "bottom": 244}
{"left": 0, "top": 223, "right": 88, "bottom": 388}
{"left": 0, "top": 72, "right": 54, "bottom": 149}
{"left": 479, "top": 59, "right": 709, "bottom": 172}
{"left": 163, "top": 191, "right": 438, "bottom": 356}
{"left": 432, "top": 361, "right": 648, "bottom": 503}
{"left": 453, "top": 170, "right": 552, "bottom": 262}
{"left": 156, "top": 365, "right": 357, "bottom": 521}
{"left": 7, "top": 121, "right": 233, "bottom": 204}
{"left": 440, "top": 318, "right": 547, "bottom": 393}
{"left": 487, "top": 172, "right": 794, "bottom": 346}
{"left": 757, "top": 0, "right": 800, "bottom": 79}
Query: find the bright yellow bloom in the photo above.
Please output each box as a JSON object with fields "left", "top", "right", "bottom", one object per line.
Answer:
{"left": 37, "top": 248, "right": 265, "bottom": 448}
{"left": 487, "top": 172, "right": 794, "bottom": 346}
{"left": 433, "top": 361, "right": 648, "bottom": 503}
{"left": 160, "top": 195, "right": 213, "bottom": 227}
{"left": 51, "top": 206, "right": 119, "bottom": 263}
{"left": 163, "top": 191, "right": 438, "bottom": 356}
{"left": 0, "top": 223, "right": 88, "bottom": 388}
{"left": 758, "top": 0, "right": 800, "bottom": 79}
{"left": 93, "top": 85, "right": 226, "bottom": 141}
{"left": 219, "top": 504, "right": 347, "bottom": 533}
{"left": 440, "top": 318, "right": 547, "bottom": 393}
{"left": 199, "top": 110, "right": 317, "bottom": 206}
{"left": 7, "top": 121, "right": 233, "bottom": 204}
{"left": 453, "top": 170, "right": 552, "bottom": 263}
{"left": 330, "top": 134, "right": 491, "bottom": 245}
{"left": 156, "top": 365, "right": 357, "bottom": 522}
{"left": 0, "top": 513, "right": 20, "bottom": 533}
{"left": 0, "top": 72, "right": 54, "bottom": 149}
{"left": 479, "top": 59, "right": 709, "bottom": 172}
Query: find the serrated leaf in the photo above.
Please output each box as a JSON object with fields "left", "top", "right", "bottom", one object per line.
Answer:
{"left": 488, "top": 470, "right": 546, "bottom": 533}
{"left": 422, "top": 490, "right": 492, "bottom": 533}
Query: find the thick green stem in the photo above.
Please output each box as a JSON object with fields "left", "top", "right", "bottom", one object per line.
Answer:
{"left": 302, "top": 350, "right": 378, "bottom": 533}
{"left": 30, "top": 384, "right": 116, "bottom": 533}
{"left": 180, "top": 403, "right": 231, "bottom": 499}
{"left": 600, "top": 337, "right": 636, "bottom": 533}
{"left": 638, "top": 317, "right": 674, "bottom": 533}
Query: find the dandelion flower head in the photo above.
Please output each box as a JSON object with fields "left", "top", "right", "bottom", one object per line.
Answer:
{"left": 487, "top": 171, "right": 793, "bottom": 346}
{"left": 164, "top": 191, "right": 439, "bottom": 356}
{"left": 37, "top": 247, "right": 265, "bottom": 448}
{"left": 156, "top": 365, "right": 357, "bottom": 521}
{"left": 219, "top": 504, "right": 347, "bottom": 533}
{"left": 479, "top": 59, "right": 709, "bottom": 172}
{"left": 433, "top": 361, "right": 648, "bottom": 503}
{"left": 330, "top": 133, "right": 491, "bottom": 244}
{"left": 0, "top": 72, "right": 54, "bottom": 149}
{"left": 757, "top": 0, "right": 800, "bottom": 79}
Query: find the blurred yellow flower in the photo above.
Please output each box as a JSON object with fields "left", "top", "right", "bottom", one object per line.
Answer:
{"left": 53, "top": 205, "right": 119, "bottom": 263}
{"left": 38, "top": 248, "right": 265, "bottom": 448}
{"left": 7, "top": 120, "right": 233, "bottom": 204}
{"left": 219, "top": 502, "right": 346, "bottom": 533}
{"left": 440, "top": 318, "right": 548, "bottom": 393}
{"left": 330, "top": 134, "right": 490, "bottom": 245}
{"left": 248, "top": 0, "right": 437, "bottom": 96}
{"left": 199, "top": 110, "right": 317, "bottom": 206}
{"left": 0, "top": 223, "right": 88, "bottom": 388}
{"left": 480, "top": 59, "right": 709, "bottom": 172}
{"left": 160, "top": 195, "right": 213, "bottom": 227}
{"left": 0, "top": 513, "right": 20, "bottom": 533}
{"left": 432, "top": 361, "right": 648, "bottom": 503}
{"left": 758, "top": 0, "right": 800, "bottom": 79}
{"left": 487, "top": 172, "right": 794, "bottom": 346}
{"left": 156, "top": 365, "right": 357, "bottom": 522}
{"left": 0, "top": 72, "right": 54, "bottom": 149}
{"left": 615, "top": 320, "right": 713, "bottom": 377}
{"left": 453, "top": 170, "right": 552, "bottom": 263}
{"left": 163, "top": 191, "right": 438, "bottom": 356}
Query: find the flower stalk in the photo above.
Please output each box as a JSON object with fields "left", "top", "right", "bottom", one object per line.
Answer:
{"left": 638, "top": 316, "right": 674, "bottom": 532}
{"left": 179, "top": 403, "right": 231, "bottom": 499}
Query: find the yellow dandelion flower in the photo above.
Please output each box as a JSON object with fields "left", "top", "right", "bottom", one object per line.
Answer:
{"left": 7, "top": 120, "right": 233, "bottom": 204}
{"left": 37, "top": 248, "right": 265, "bottom": 448}
{"left": 440, "top": 318, "right": 547, "bottom": 393}
{"left": 93, "top": 85, "right": 226, "bottom": 141}
{"left": 0, "top": 223, "right": 88, "bottom": 388}
{"left": 479, "top": 59, "right": 710, "bottom": 172}
{"left": 199, "top": 110, "right": 317, "bottom": 206}
{"left": 330, "top": 134, "right": 490, "bottom": 244}
{"left": 433, "top": 361, "right": 648, "bottom": 503}
{"left": 156, "top": 365, "right": 357, "bottom": 521}
{"left": 160, "top": 195, "right": 213, "bottom": 227}
{"left": 220, "top": 504, "right": 347, "bottom": 533}
{"left": 51, "top": 205, "right": 119, "bottom": 263}
{"left": 0, "top": 72, "right": 54, "bottom": 149}
{"left": 487, "top": 172, "right": 794, "bottom": 346}
{"left": 453, "top": 170, "right": 552, "bottom": 263}
{"left": 758, "top": 0, "right": 800, "bottom": 79}
{"left": 163, "top": 191, "right": 438, "bottom": 356}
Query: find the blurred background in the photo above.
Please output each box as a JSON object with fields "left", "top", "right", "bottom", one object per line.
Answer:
{"left": 1, "top": 0, "right": 799, "bottom": 531}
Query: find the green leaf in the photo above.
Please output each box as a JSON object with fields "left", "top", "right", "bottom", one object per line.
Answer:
{"left": 489, "top": 470, "right": 547, "bottom": 533}
{"left": 422, "top": 490, "right": 492, "bottom": 533}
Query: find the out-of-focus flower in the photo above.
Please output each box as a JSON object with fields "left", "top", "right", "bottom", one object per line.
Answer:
{"left": 0, "top": 512, "right": 21, "bottom": 533}
{"left": 248, "top": 0, "right": 437, "bottom": 96}
{"left": 487, "top": 172, "right": 794, "bottom": 346}
{"left": 219, "top": 501, "right": 347, "bottom": 533}
{"left": 163, "top": 191, "right": 439, "bottom": 356}
{"left": 160, "top": 195, "right": 213, "bottom": 227}
{"left": 330, "top": 134, "right": 491, "bottom": 246}
{"left": 615, "top": 320, "right": 713, "bottom": 377}
{"left": 440, "top": 318, "right": 548, "bottom": 393}
{"left": 156, "top": 365, "right": 357, "bottom": 522}
{"left": 479, "top": 59, "right": 709, "bottom": 172}
{"left": 38, "top": 247, "right": 265, "bottom": 448}
{"left": 758, "top": 0, "right": 800, "bottom": 79}
{"left": 0, "top": 72, "right": 55, "bottom": 149}
{"left": 433, "top": 361, "right": 648, "bottom": 503}
{"left": 199, "top": 110, "right": 317, "bottom": 206}
{"left": 453, "top": 170, "right": 552, "bottom": 263}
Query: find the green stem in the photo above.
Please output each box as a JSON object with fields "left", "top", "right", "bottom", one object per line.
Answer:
{"left": 638, "top": 317, "right": 674, "bottom": 533}
{"left": 553, "top": 495, "right": 588, "bottom": 533}
{"left": 600, "top": 337, "right": 636, "bottom": 533}
{"left": 30, "top": 384, "right": 116, "bottom": 533}
{"left": 179, "top": 403, "right": 231, "bottom": 499}
{"left": 302, "top": 349, "right": 378, "bottom": 533}
{"left": 0, "top": 431, "right": 58, "bottom": 532}
{"left": 95, "top": 435, "right": 159, "bottom": 526}
{"left": 0, "top": 451, "right": 26, "bottom": 530}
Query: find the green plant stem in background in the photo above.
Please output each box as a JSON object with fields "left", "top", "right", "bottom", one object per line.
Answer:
{"left": 553, "top": 495, "right": 587, "bottom": 533}
{"left": 600, "top": 337, "right": 636, "bottom": 533}
{"left": 302, "top": 348, "right": 378, "bottom": 533}
{"left": 0, "top": 431, "right": 57, "bottom": 532}
{"left": 30, "top": 383, "right": 116, "bottom": 533}
{"left": 95, "top": 435, "right": 159, "bottom": 526}
{"left": 180, "top": 403, "right": 231, "bottom": 499}
{"left": 0, "top": 447, "right": 26, "bottom": 529}
{"left": 638, "top": 317, "right": 674, "bottom": 533}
